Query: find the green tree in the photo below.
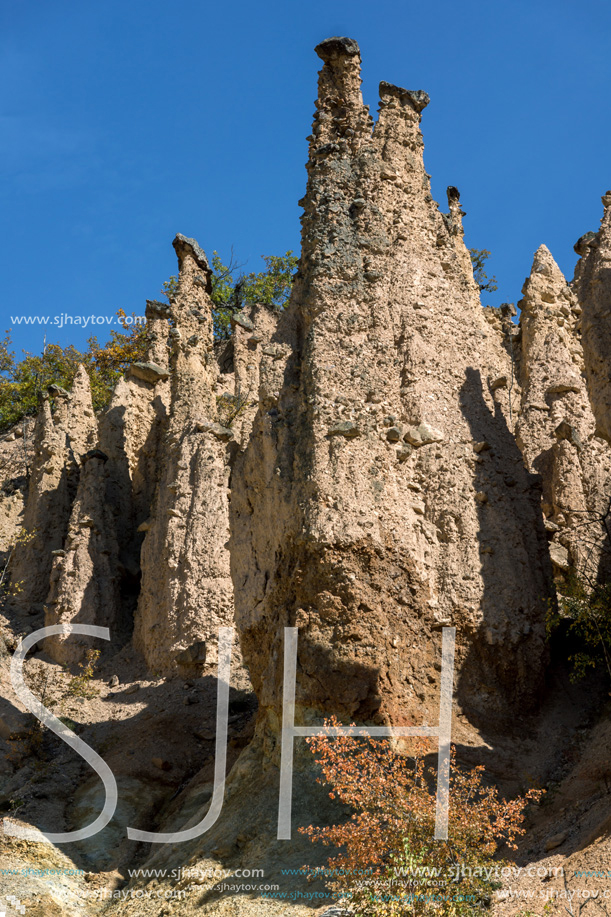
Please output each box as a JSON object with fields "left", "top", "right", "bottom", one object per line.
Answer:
{"left": 0, "top": 313, "right": 147, "bottom": 433}
{"left": 547, "top": 571, "right": 611, "bottom": 683}
{"left": 0, "top": 249, "right": 297, "bottom": 433}
{"left": 162, "top": 249, "right": 298, "bottom": 340}
{"left": 545, "top": 500, "right": 611, "bottom": 683}
{"left": 469, "top": 248, "right": 498, "bottom": 295}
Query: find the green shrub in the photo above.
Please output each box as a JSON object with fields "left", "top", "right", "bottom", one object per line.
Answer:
{"left": 547, "top": 570, "right": 611, "bottom": 682}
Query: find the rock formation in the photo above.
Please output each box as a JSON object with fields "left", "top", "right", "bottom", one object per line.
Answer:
{"left": 36, "top": 303, "right": 171, "bottom": 664}
{"left": 9, "top": 37, "right": 610, "bottom": 725}
{"left": 133, "top": 235, "right": 235, "bottom": 675}
{"left": 9, "top": 365, "right": 97, "bottom": 615}
{"left": 230, "top": 36, "right": 554, "bottom": 736}
{"left": 5, "top": 36, "right": 611, "bottom": 917}
{"left": 97, "top": 298, "right": 171, "bottom": 638}
{"left": 43, "top": 449, "right": 122, "bottom": 664}
{"left": 515, "top": 244, "right": 611, "bottom": 584}
{"left": 574, "top": 192, "right": 611, "bottom": 446}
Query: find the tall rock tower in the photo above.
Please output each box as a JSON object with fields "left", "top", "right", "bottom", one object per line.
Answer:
{"left": 133, "top": 235, "right": 235, "bottom": 674}
{"left": 9, "top": 366, "right": 97, "bottom": 616}
{"left": 574, "top": 192, "right": 611, "bottom": 446}
{"left": 230, "top": 37, "right": 553, "bottom": 737}
{"left": 515, "top": 244, "right": 611, "bottom": 585}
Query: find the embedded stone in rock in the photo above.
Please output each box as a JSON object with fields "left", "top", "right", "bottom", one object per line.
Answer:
{"left": 545, "top": 832, "right": 567, "bottom": 851}
{"left": 386, "top": 426, "right": 402, "bottom": 442}
{"left": 81, "top": 449, "right": 108, "bottom": 464}
{"left": 172, "top": 233, "right": 211, "bottom": 279}
{"left": 47, "top": 384, "right": 70, "bottom": 398}
{"left": 546, "top": 380, "right": 580, "bottom": 394}
{"left": 379, "top": 80, "right": 430, "bottom": 113}
{"left": 475, "top": 492, "right": 488, "bottom": 504}
{"left": 108, "top": 675, "right": 119, "bottom": 687}
{"left": 574, "top": 231, "right": 597, "bottom": 256}
{"left": 314, "top": 35, "right": 360, "bottom": 61}
{"left": 151, "top": 757, "right": 172, "bottom": 771}
{"left": 396, "top": 444, "right": 413, "bottom": 462}
{"left": 232, "top": 313, "right": 255, "bottom": 331}
{"left": 328, "top": 421, "right": 360, "bottom": 438}
{"left": 129, "top": 362, "right": 170, "bottom": 384}
{"left": 175, "top": 640, "right": 207, "bottom": 666}
{"left": 490, "top": 375, "right": 508, "bottom": 390}
{"left": 403, "top": 422, "right": 444, "bottom": 447}
{"left": 549, "top": 542, "right": 570, "bottom": 571}
{"left": 447, "top": 185, "right": 461, "bottom": 204}
{"left": 145, "top": 298, "right": 171, "bottom": 317}
{"left": 473, "top": 441, "right": 490, "bottom": 453}
{"left": 195, "top": 730, "right": 216, "bottom": 742}
{"left": 194, "top": 421, "right": 233, "bottom": 441}
{"left": 554, "top": 420, "right": 583, "bottom": 451}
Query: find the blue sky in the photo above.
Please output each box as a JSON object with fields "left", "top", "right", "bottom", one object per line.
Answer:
{"left": 1, "top": 0, "right": 609, "bottom": 356}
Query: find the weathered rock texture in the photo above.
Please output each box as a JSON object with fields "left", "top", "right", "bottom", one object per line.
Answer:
{"left": 230, "top": 36, "right": 554, "bottom": 735}
{"left": 11, "top": 39, "right": 610, "bottom": 727}
{"left": 9, "top": 366, "right": 97, "bottom": 614}
{"left": 44, "top": 450, "right": 122, "bottom": 664}
{"left": 574, "top": 192, "right": 611, "bottom": 445}
{"left": 133, "top": 235, "right": 236, "bottom": 674}
{"left": 228, "top": 303, "right": 283, "bottom": 447}
{"left": 97, "top": 298, "right": 171, "bottom": 629}
{"left": 35, "top": 303, "right": 171, "bottom": 664}
{"left": 6, "top": 37, "right": 611, "bottom": 917}
{"left": 515, "top": 245, "right": 611, "bottom": 584}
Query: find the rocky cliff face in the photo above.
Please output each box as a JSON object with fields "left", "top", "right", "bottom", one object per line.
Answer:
{"left": 515, "top": 244, "right": 611, "bottom": 585}
{"left": 573, "top": 193, "right": 611, "bottom": 445}
{"left": 11, "top": 37, "right": 609, "bottom": 718}
{"left": 3, "top": 35, "right": 611, "bottom": 917}
{"left": 230, "top": 36, "right": 553, "bottom": 738}
{"left": 133, "top": 234, "right": 236, "bottom": 674}
{"left": 8, "top": 36, "right": 610, "bottom": 726}
{"left": 10, "top": 366, "right": 97, "bottom": 618}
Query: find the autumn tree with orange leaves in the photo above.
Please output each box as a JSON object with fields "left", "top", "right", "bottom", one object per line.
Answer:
{"left": 301, "top": 720, "right": 542, "bottom": 917}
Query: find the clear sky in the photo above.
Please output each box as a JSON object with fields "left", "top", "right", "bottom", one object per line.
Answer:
{"left": 1, "top": 0, "right": 609, "bottom": 356}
